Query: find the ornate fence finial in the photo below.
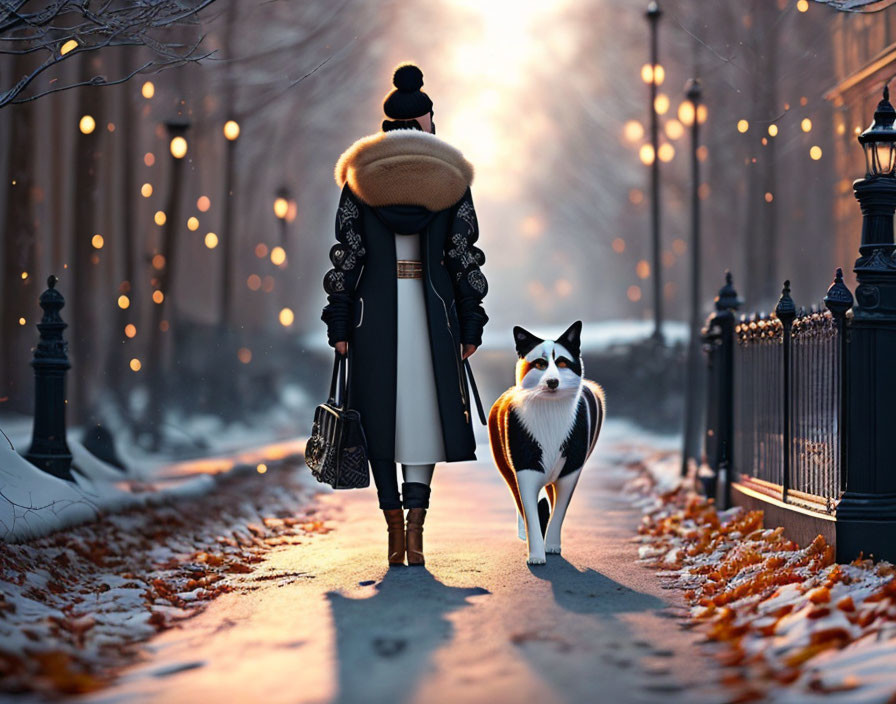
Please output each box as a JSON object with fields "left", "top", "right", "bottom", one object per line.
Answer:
{"left": 775, "top": 280, "right": 797, "bottom": 324}
{"left": 714, "top": 270, "right": 742, "bottom": 312}
{"left": 24, "top": 275, "right": 73, "bottom": 481}
{"left": 824, "top": 267, "right": 854, "bottom": 318}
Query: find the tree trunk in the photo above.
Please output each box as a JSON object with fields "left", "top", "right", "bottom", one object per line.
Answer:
{"left": 0, "top": 57, "right": 37, "bottom": 413}
{"left": 71, "top": 57, "right": 104, "bottom": 426}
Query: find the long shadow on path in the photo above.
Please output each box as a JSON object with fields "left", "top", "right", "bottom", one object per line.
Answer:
{"left": 527, "top": 555, "right": 666, "bottom": 615}
{"left": 515, "top": 557, "right": 693, "bottom": 702}
{"left": 326, "top": 567, "right": 489, "bottom": 704}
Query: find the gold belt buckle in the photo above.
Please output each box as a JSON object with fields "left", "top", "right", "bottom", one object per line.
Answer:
{"left": 397, "top": 260, "right": 423, "bottom": 279}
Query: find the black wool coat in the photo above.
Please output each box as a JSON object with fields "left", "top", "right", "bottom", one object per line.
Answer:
{"left": 321, "top": 129, "right": 489, "bottom": 463}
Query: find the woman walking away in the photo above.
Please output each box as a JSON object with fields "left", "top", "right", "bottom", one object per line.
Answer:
{"left": 322, "top": 62, "right": 488, "bottom": 566}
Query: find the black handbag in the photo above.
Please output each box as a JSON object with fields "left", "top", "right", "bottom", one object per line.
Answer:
{"left": 304, "top": 352, "right": 370, "bottom": 489}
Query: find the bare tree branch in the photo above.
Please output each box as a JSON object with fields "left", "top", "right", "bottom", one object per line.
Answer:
{"left": 0, "top": 0, "right": 217, "bottom": 108}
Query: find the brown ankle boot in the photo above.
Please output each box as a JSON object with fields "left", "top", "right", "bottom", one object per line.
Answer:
{"left": 383, "top": 509, "right": 405, "bottom": 565}
{"left": 406, "top": 508, "right": 426, "bottom": 566}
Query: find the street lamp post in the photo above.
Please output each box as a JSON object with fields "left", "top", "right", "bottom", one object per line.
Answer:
{"left": 25, "top": 276, "right": 74, "bottom": 481}
{"left": 645, "top": 1, "right": 663, "bottom": 344}
{"left": 147, "top": 118, "right": 189, "bottom": 450}
{"left": 838, "top": 84, "right": 896, "bottom": 559}
{"left": 221, "top": 118, "right": 240, "bottom": 330}
{"left": 681, "top": 79, "right": 703, "bottom": 477}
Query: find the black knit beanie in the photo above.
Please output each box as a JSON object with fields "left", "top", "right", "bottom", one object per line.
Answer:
{"left": 383, "top": 63, "right": 433, "bottom": 120}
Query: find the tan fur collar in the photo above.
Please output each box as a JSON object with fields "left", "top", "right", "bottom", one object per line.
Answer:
{"left": 334, "top": 130, "right": 474, "bottom": 211}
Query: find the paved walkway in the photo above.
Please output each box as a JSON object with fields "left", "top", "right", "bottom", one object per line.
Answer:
{"left": 89, "top": 425, "right": 723, "bottom": 704}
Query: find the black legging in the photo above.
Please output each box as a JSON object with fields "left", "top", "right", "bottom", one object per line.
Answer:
{"left": 371, "top": 460, "right": 433, "bottom": 510}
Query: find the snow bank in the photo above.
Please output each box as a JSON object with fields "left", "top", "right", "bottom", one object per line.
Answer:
{"left": 0, "top": 465, "right": 322, "bottom": 696}
{"left": 627, "top": 457, "right": 896, "bottom": 703}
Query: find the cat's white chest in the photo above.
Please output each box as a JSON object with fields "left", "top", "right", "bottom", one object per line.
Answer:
{"left": 517, "top": 395, "right": 578, "bottom": 481}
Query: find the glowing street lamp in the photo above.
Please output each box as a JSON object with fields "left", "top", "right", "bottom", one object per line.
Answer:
{"left": 273, "top": 186, "right": 293, "bottom": 247}
{"left": 220, "top": 118, "right": 241, "bottom": 330}
{"left": 858, "top": 85, "right": 896, "bottom": 178}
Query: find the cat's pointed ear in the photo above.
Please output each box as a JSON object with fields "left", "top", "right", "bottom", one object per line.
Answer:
{"left": 513, "top": 326, "right": 543, "bottom": 358}
{"left": 555, "top": 320, "right": 583, "bottom": 358}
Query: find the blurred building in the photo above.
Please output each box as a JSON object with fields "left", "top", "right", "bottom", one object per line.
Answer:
{"left": 827, "top": 11, "right": 896, "bottom": 280}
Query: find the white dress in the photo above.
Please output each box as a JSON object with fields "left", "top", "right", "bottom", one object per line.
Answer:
{"left": 394, "top": 233, "right": 447, "bottom": 464}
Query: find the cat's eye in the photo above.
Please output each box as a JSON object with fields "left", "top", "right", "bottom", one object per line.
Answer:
{"left": 557, "top": 359, "right": 568, "bottom": 368}
{"left": 533, "top": 359, "right": 548, "bottom": 370}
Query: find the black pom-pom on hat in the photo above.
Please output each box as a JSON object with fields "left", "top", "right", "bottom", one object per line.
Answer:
{"left": 393, "top": 63, "right": 424, "bottom": 92}
{"left": 383, "top": 62, "right": 433, "bottom": 121}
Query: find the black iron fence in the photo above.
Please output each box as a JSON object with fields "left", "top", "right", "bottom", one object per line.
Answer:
{"left": 700, "top": 268, "right": 896, "bottom": 561}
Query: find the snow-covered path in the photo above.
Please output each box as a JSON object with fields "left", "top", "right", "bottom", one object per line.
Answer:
{"left": 87, "top": 427, "right": 724, "bottom": 704}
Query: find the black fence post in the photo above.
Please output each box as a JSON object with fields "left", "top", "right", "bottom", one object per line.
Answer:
{"left": 25, "top": 276, "right": 74, "bottom": 481}
{"left": 775, "top": 281, "right": 796, "bottom": 503}
{"left": 823, "top": 268, "right": 853, "bottom": 497}
{"left": 702, "top": 271, "right": 741, "bottom": 508}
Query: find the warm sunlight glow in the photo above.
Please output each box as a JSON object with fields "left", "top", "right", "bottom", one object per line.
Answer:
{"left": 60, "top": 39, "right": 78, "bottom": 56}
{"left": 117, "top": 295, "right": 130, "bottom": 310}
{"left": 223, "top": 120, "right": 240, "bottom": 141}
{"left": 270, "top": 246, "right": 287, "bottom": 266}
{"left": 279, "top": 307, "right": 295, "bottom": 327}
{"left": 141, "top": 183, "right": 153, "bottom": 198}
{"left": 678, "top": 101, "right": 695, "bottom": 127}
{"left": 144, "top": 152, "right": 155, "bottom": 167}
{"left": 92, "top": 234, "right": 104, "bottom": 249}
{"left": 197, "top": 196, "right": 211, "bottom": 212}
{"left": 130, "top": 358, "right": 142, "bottom": 372}
{"left": 810, "top": 145, "right": 823, "bottom": 160}
{"left": 125, "top": 324, "right": 137, "bottom": 338}
{"left": 187, "top": 217, "right": 199, "bottom": 231}
{"left": 79, "top": 115, "right": 96, "bottom": 134}
{"left": 141, "top": 81, "right": 155, "bottom": 99}
{"left": 152, "top": 254, "right": 165, "bottom": 270}
{"left": 170, "top": 136, "right": 188, "bottom": 159}
{"left": 765, "top": 192, "right": 774, "bottom": 203}
{"left": 520, "top": 214, "right": 544, "bottom": 239}
{"left": 154, "top": 210, "right": 166, "bottom": 226}
{"left": 18, "top": 317, "right": 26, "bottom": 326}
{"left": 205, "top": 232, "right": 219, "bottom": 249}
{"left": 654, "top": 94, "right": 670, "bottom": 115}
{"left": 256, "top": 463, "right": 268, "bottom": 474}
{"left": 152, "top": 290, "right": 164, "bottom": 304}
{"left": 768, "top": 124, "right": 778, "bottom": 137}
{"left": 801, "top": 118, "right": 812, "bottom": 132}
{"left": 697, "top": 105, "right": 707, "bottom": 124}
{"left": 797, "top": 0, "right": 809, "bottom": 11}
{"left": 737, "top": 119, "right": 749, "bottom": 133}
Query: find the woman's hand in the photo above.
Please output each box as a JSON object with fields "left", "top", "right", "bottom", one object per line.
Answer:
{"left": 462, "top": 344, "right": 477, "bottom": 360}
{"left": 335, "top": 341, "right": 348, "bottom": 356}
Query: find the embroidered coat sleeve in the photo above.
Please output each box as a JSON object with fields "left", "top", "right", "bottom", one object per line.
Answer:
{"left": 445, "top": 188, "right": 489, "bottom": 347}
{"left": 321, "top": 185, "right": 366, "bottom": 346}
